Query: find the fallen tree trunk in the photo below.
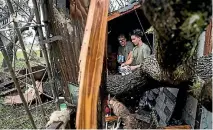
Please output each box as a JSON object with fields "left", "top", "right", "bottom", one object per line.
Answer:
{"left": 107, "top": 54, "right": 212, "bottom": 94}
{"left": 106, "top": 54, "right": 212, "bottom": 111}
{"left": 106, "top": 0, "right": 212, "bottom": 111}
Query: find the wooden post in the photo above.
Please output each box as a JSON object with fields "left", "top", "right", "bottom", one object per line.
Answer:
{"left": 76, "top": 0, "right": 109, "bottom": 129}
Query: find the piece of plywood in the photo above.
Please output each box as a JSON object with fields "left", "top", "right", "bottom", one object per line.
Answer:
{"left": 161, "top": 125, "right": 191, "bottom": 129}
{"left": 4, "top": 81, "right": 43, "bottom": 104}
{"left": 105, "top": 116, "right": 118, "bottom": 122}
{"left": 76, "top": 0, "right": 109, "bottom": 129}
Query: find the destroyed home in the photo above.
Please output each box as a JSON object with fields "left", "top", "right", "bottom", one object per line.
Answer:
{"left": 0, "top": 0, "right": 212, "bottom": 129}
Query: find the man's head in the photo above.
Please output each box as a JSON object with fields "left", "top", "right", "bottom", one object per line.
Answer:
{"left": 131, "top": 29, "right": 143, "bottom": 46}
{"left": 118, "top": 34, "right": 127, "bottom": 46}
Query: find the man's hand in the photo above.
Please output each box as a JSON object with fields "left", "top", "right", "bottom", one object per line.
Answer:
{"left": 130, "top": 64, "right": 141, "bottom": 71}
{"left": 121, "top": 63, "right": 126, "bottom": 67}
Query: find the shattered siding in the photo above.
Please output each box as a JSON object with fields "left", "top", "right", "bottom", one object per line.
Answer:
{"left": 181, "top": 96, "right": 198, "bottom": 128}
{"left": 154, "top": 88, "right": 179, "bottom": 127}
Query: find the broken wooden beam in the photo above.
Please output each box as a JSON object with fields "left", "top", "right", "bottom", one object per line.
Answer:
{"left": 160, "top": 125, "right": 191, "bottom": 129}
{"left": 4, "top": 81, "right": 43, "bottom": 104}
{"left": 0, "top": 85, "right": 24, "bottom": 96}
{"left": 105, "top": 116, "right": 118, "bottom": 122}
{"left": 76, "top": 0, "right": 109, "bottom": 129}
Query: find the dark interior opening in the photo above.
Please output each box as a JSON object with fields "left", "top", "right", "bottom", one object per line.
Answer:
{"left": 107, "top": 9, "right": 153, "bottom": 73}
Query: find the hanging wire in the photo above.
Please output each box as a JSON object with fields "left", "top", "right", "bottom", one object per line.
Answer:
{"left": 134, "top": 10, "right": 153, "bottom": 51}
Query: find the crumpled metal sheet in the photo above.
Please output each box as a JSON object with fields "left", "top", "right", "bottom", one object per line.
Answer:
{"left": 118, "top": 2, "right": 139, "bottom": 13}
{"left": 4, "top": 81, "right": 43, "bottom": 104}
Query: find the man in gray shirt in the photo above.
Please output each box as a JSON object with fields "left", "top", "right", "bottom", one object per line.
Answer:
{"left": 122, "top": 29, "right": 151, "bottom": 70}
{"left": 117, "top": 34, "right": 134, "bottom": 64}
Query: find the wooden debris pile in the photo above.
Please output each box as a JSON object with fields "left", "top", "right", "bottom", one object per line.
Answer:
{"left": 4, "top": 81, "right": 43, "bottom": 104}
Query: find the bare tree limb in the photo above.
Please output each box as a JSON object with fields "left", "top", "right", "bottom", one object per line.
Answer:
{"left": 2, "top": 8, "right": 34, "bottom": 68}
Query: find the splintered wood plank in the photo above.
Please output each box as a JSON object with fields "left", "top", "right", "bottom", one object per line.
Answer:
{"left": 161, "top": 125, "right": 191, "bottom": 129}
{"left": 76, "top": 0, "right": 109, "bottom": 129}
{"left": 105, "top": 116, "right": 118, "bottom": 122}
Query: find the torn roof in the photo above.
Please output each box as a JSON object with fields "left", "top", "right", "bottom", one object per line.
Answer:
{"left": 108, "top": 2, "right": 141, "bottom": 21}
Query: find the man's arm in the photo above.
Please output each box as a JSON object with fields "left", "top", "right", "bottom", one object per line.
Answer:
{"left": 122, "top": 56, "right": 133, "bottom": 66}
{"left": 130, "top": 64, "right": 141, "bottom": 71}
{"left": 126, "top": 42, "right": 134, "bottom": 61}
{"left": 122, "top": 47, "right": 134, "bottom": 66}
{"left": 126, "top": 51, "right": 132, "bottom": 61}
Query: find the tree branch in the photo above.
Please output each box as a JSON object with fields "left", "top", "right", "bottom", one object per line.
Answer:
{"left": 2, "top": 9, "right": 34, "bottom": 68}
{"left": 141, "top": 0, "right": 211, "bottom": 73}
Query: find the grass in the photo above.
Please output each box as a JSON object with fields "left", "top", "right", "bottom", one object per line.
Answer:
{"left": 0, "top": 50, "right": 41, "bottom": 61}
{"left": 0, "top": 98, "right": 56, "bottom": 129}
{"left": 0, "top": 50, "right": 44, "bottom": 71}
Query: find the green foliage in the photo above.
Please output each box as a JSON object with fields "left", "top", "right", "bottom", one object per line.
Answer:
{"left": 0, "top": 50, "right": 43, "bottom": 72}
{"left": 173, "top": 66, "right": 185, "bottom": 80}
{"left": 188, "top": 77, "right": 205, "bottom": 99}
{"left": 180, "top": 12, "right": 208, "bottom": 60}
